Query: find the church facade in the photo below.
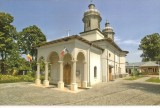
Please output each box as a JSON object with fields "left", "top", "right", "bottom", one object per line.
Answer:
{"left": 35, "top": 4, "right": 128, "bottom": 91}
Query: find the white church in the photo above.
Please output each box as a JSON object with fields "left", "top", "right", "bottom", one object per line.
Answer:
{"left": 35, "top": 4, "right": 128, "bottom": 91}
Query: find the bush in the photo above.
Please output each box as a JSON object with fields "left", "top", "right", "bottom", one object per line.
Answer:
{"left": 131, "top": 69, "right": 140, "bottom": 77}
{"left": 0, "top": 74, "right": 35, "bottom": 83}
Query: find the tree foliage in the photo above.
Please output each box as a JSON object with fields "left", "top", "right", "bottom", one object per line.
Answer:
{"left": 139, "top": 33, "right": 160, "bottom": 62}
{"left": 19, "top": 25, "right": 46, "bottom": 61}
{"left": 0, "top": 12, "right": 18, "bottom": 74}
{"left": 0, "top": 12, "right": 47, "bottom": 74}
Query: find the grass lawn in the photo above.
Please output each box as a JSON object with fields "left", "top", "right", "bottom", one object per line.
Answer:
{"left": 146, "top": 77, "right": 160, "bottom": 83}
{"left": 124, "top": 76, "right": 143, "bottom": 80}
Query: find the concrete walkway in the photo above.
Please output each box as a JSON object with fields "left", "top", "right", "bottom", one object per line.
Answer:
{"left": 0, "top": 76, "right": 160, "bottom": 105}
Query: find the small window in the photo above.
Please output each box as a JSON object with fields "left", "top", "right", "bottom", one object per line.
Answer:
{"left": 86, "top": 20, "right": 90, "bottom": 27}
{"left": 109, "top": 53, "right": 111, "bottom": 58}
{"left": 94, "top": 66, "right": 97, "bottom": 78}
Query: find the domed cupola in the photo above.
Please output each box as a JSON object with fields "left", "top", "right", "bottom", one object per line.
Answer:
{"left": 102, "top": 20, "right": 115, "bottom": 40}
{"left": 82, "top": 4, "right": 102, "bottom": 32}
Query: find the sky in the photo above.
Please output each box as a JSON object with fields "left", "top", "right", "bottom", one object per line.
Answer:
{"left": 0, "top": 0, "right": 160, "bottom": 63}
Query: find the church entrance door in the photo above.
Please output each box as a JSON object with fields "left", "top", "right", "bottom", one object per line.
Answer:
{"left": 63, "top": 63, "right": 71, "bottom": 85}
{"left": 109, "top": 67, "right": 112, "bottom": 81}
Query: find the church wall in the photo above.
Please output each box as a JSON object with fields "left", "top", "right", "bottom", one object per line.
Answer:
{"left": 50, "top": 63, "right": 60, "bottom": 84}
{"left": 101, "top": 49, "right": 107, "bottom": 82}
{"left": 80, "top": 30, "right": 104, "bottom": 41}
{"left": 90, "top": 51, "right": 101, "bottom": 85}
{"left": 37, "top": 40, "right": 76, "bottom": 61}
{"left": 120, "top": 55, "right": 127, "bottom": 75}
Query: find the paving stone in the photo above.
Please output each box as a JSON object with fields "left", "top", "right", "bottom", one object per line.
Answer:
{"left": 0, "top": 77, "right": 160, "bottom": 105}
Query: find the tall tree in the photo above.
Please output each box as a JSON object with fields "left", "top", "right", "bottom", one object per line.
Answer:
{"left": 19, "top": 25, "right": 46, "bottom": 61}
{"left": 0, "top": 12, "right": 18, "bottom": 74}
{"left": 139, "top": 33, "right": 160, "bottom": 62}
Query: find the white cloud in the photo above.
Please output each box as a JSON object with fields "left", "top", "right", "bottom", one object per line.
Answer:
{"left": 133, "top": 50, "right": 142, "bottom": 55}
{"left": 122, "top": 40, "right": 140, "bottom": 45}
{"left": 115, "top": 36, "right": 140, "bottom": 46}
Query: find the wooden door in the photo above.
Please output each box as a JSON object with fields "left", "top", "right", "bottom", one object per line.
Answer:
{"left": 63, "top": 63, "right": 71, "bottom": 85}
{"left": 109, "top": 67, "right": 112, "bottom": 81}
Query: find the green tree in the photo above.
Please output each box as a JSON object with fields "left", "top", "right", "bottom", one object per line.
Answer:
{"left": 0, "top": 12, "right": 18, "bottom": 74}
{"left": 139, "top": 33, "right": 160, "bottom": 61}
{"left": 19, "top": 25, "right": 46, "bottom": 61}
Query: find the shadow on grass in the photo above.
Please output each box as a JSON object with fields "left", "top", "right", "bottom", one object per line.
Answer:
{"left": 124, "top": 82, "right": 160, "bottom": 95}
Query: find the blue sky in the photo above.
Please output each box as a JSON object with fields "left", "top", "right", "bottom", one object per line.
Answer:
{"left": 0, "top": 0, "right": 160, "bottom": 63}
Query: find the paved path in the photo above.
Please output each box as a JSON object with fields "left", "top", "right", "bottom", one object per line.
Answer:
{"left": 0, "top": 76, "right": 160, "bottom": 105}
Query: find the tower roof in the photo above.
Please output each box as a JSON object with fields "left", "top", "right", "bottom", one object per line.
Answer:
{"left": 102, "top": 20, "right": 114, "bottom": 33}
{"left": 83, "top": 4, "right": 101, "bottom": 17}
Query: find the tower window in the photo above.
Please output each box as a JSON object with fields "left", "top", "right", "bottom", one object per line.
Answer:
{"left": 86, "top": 20, "right": 90, "bottom": 27}
{"left": 94, "top": 66, "right": 97, "bottom": 78}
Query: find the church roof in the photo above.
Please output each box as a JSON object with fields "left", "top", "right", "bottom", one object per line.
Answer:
{"left": 37, "top": 35, "right": 104, "bottom": 51}
{"left": 92, "top": 38, "right": 129, "bottom": 54}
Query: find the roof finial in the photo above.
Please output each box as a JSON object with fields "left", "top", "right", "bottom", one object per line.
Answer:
{"left": 66, "top": 29, "right": 71, "bottom": 37}
{"left": 105, "top": 20, "right": 110, "bottom": 27}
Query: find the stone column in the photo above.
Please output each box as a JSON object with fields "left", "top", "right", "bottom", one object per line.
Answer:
{"left": 43, "top": 62, "right": 49, "bottom": 87}
{"left": 82, "top": 61, "right": 87, "bottom": 88}
{"left": 71, "top": 59, "right": 78, "bottom": 91}
{"left": 58, "top": 61, "right": 64, "bottom": 89}
{"left": 35, "top": 63, "right": 41, "bottom": 85}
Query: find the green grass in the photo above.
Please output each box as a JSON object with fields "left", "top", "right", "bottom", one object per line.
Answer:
{"left": 124, "top": 76, "right": 143, "bottom": 80}
{"left": 146, "top": 77, "right": 160, "bottom": 83}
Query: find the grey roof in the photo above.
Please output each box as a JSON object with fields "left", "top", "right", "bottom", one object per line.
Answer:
{"left": 126, "top": 62, "right": 145, "bottom": 67}
{"left": 140, "top": 61, "right": 159, "bottom": 67}
{"left": 126, "top": 61, "right": 159, "bottom": 67}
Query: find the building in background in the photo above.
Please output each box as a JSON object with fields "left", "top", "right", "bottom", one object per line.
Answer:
{"left": 126, "top": 61, "right": 159, "bottom": 75}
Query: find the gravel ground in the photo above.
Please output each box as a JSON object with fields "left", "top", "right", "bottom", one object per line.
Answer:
{"left": 0, "top": 76, "right": 160, "bottom": 105}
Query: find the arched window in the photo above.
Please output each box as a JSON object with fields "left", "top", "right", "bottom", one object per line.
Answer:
{"left": 94, "top": 66, "right": 97, "bottom": 78}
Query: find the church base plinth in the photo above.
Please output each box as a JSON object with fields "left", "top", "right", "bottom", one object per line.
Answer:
{"left": 43, "top": 80, "right": 49, "bottom": 87}
{"left": 58, "top": 81, "right": 64, "bottom": 89}
{"left": 35, "top": 79, "right": 41, "bottom": 85}
{"left": 70, "top": 83, "right": 78, "bottom": 91}
{"left": 82, "top": 81, "right": 87, "bottom": 88}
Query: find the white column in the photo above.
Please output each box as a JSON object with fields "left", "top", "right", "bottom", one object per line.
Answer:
{"left": 70, "top": 59, "right": 78, "bottom": 91}
{"left": 43, "top": 62, "right": 49, "bottom": 87}
{"left": 35, "top": 63, "right": 41, "bottom": 85}
{"left": 82, "top": 61, "right": 87, "bottom": 88}
{"left": 58, "top": 61, "right": 64, "bottom": 89}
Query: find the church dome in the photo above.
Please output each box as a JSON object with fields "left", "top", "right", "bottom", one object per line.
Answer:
{"left": 102, "top": 20, "right": 114, "bottom": 33}
{"left": 82, "top": 4, "right": 102, "bottom": 32}
{"left": 102, "top": 20, "right": 115, "bottom": 40}
{"left": 83, "top": 4, "right": 102, "bottom": 22}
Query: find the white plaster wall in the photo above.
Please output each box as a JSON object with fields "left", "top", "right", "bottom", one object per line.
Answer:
{"left": 120, "top": 56, "right": 126, "bottom": 74}
{"left": 37, "top": 40, "right": 76, "bottom": 62}
{"left": 90, "top": 52, "right": 101, "bottom": 85}
{"left": 50, "top": 63, "right": 60, "bottom": 84}
{"left": 80, "top": 30, "right": 104, "bottom": 41}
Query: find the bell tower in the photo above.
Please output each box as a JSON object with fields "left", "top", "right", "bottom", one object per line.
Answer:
{"left": 82, "top": 4, "right": 102, "bottom": 32}
{"left": 102, "top": 20, "right": 115, "bottom": 40}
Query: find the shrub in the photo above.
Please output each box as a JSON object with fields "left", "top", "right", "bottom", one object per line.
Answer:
{"left": 0, "top": 74, "right": 35, "bottom": 83}
{"left": 131, "top": 69, "right": 140, "bottom": 77}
